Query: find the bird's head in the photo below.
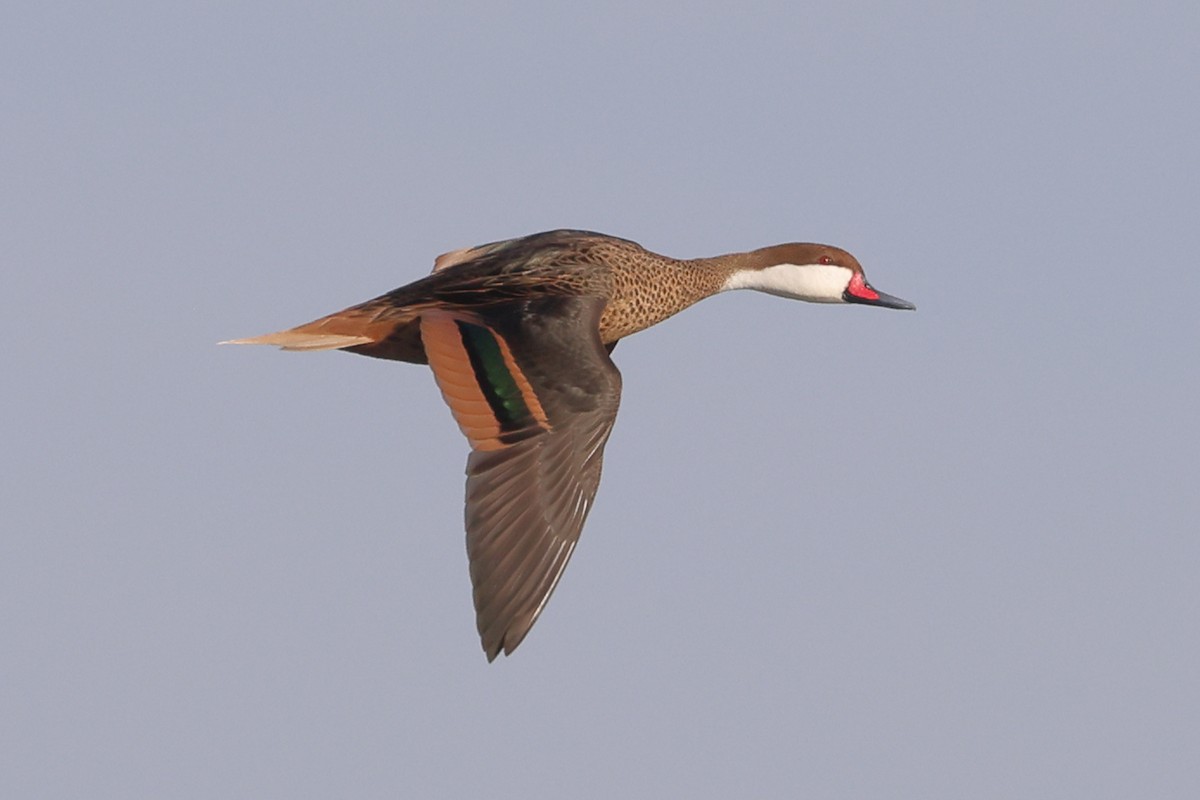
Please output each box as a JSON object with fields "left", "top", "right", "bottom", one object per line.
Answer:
{"left": 722, "top": 243, "right": 915, "bottom": 310}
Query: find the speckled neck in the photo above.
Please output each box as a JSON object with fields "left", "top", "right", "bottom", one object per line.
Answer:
{"left": 597, "top": 250, "right": 743, "bottom": 342}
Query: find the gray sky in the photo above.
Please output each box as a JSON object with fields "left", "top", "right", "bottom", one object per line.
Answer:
{"left": 4, "top": 2, "right": 1198, "bottom": 797}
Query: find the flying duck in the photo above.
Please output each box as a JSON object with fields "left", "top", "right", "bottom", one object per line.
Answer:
{"left": 226, "top": 229, "right": 915, "bottom": 660}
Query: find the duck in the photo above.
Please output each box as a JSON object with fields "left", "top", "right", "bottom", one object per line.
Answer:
{"left": 225, "top": 229, "right": 915, "bottom": 660}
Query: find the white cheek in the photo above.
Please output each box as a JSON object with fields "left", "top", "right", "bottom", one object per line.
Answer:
{"left": 721, "top": 263, "right": 851, "bottom": 303}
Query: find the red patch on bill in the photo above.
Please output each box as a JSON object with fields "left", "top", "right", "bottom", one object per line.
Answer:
{"left": 847, "top": 272, "right": 880, "bottom": 301}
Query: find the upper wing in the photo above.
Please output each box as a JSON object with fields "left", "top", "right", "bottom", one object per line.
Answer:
{"left": 420, "top": 296, "right": 622, "bottom": 660}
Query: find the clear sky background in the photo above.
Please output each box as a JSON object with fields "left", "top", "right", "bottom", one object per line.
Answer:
{"left": 4, "top": 2, "right": 1198, "bottom": 797}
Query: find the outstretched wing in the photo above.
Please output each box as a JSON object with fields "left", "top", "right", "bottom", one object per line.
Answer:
{"left": 420, "top": 296, "right": 622, "bottom": 660}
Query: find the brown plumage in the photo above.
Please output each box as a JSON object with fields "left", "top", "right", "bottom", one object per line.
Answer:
{"left": 226, "top": 229, "right": 914, "bottom": 660}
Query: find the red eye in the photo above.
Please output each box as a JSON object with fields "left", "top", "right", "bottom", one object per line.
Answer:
{"left": 819, "top": 255, "right": 833, "bottom": 265}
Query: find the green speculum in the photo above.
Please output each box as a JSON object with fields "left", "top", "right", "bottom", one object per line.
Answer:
{"left": 456, "top": 321, "right": 534, "bottom": 432}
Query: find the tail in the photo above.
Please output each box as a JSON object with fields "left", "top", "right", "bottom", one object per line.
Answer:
{"left": 222, "top": 297, "right": 429, "bottom": 363}
{"left": 220, "top": 330, "right": 373, "bottom": 351}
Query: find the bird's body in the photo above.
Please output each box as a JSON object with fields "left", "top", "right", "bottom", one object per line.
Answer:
{"left": 227, "top": 229, "right": 914, "bottom": 660}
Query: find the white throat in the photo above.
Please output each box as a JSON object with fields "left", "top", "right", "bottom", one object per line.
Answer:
{"left": 721, "top": 263, "right": 852, "bottom": 303}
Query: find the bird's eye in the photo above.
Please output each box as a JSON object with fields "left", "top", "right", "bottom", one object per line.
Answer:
{"left": 818, "top": 255, "right": 833, "bottom": 265}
